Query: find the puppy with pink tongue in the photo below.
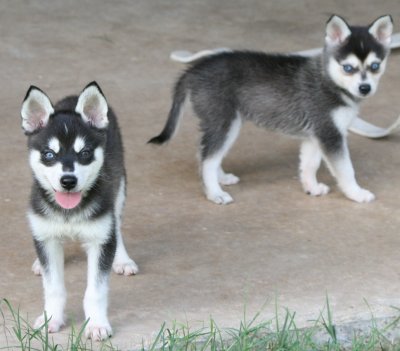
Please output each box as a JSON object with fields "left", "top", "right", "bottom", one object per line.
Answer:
{"left": 21, "top": 82, "right": 138, "bottom": 341}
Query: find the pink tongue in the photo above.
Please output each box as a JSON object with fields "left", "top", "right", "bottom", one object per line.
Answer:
{"left": 54, "top": 191, "right": 82, "bottom": 209}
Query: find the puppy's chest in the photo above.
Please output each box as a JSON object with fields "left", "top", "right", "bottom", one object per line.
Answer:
{"left": 28, "top": 210, "right": 113, "bottom": 243}
{"left": 331, "top": 104, "right": 359, "bottom": 134}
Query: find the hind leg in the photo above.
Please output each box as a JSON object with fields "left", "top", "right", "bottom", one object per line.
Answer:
{"left": 201, "top": 116, "right": 242, "bottom": 204}
{"left": 299, "top": 138, "right": 330, "bottom": 196}
{"left": 112, "top": 178, "right": 139, "bottom": 276}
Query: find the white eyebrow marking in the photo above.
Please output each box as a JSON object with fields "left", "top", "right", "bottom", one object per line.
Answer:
{"left": 365, "top": 52, "right": 381, "bottom": 66}
{"left": 340, "top": 54, "right": 361, "bottom": 69}
{"left": 48, "top": 137, "right": 60, "bottom": 153}
{"left": 73, "top": 136, "right": 86, "bottom": 153}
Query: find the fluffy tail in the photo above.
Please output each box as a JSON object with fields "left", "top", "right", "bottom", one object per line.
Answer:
{"left": 170, "top": 47, "right": 233, "bottom": 63}
{"left": 349, "top": 115, "right": 400, "bottom": 138}
{"left": 148, "top": 76, "right": 187, "bottom": 144}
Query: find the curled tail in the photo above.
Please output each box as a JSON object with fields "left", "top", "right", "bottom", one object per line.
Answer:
{"left": 148, "top": 76, "right": 187, "bottom": 144}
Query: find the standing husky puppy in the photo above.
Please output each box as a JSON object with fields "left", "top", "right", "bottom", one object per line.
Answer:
{"left": 149, "top": 15, "right": 393, "bottom": 205}
{"left": 21, "top": 82, "right": 138, "bottom": 340}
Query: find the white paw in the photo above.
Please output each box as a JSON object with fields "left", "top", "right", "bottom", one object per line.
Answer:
{"left": 85, "top": 323, "right": 113, "bottom": 341}
{"left": 34, "top": 314, "right": 64, "bottom": 333}
{"left": 32, "top": 258, "right": 43, "bottom": 276}
{"left": 346, "top": 188, "right": 375, "bottom": 203}
{"left": 113, "top": 259, "right": 139, "bottom": 276}
{"left": 219, "top": 173, "right": 240, "bottom": 185}
{"left": 207, "top": 191, "right": 234, "bottom": 205}
{"left": 304, "top": 182, "right": 330, "bottom": 196}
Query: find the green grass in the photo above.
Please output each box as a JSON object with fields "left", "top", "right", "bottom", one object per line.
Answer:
{"left": 1, "top": 297, "right": 400, "bottom": 351}
{"left": 0, "top": 299, "right": 114, "bottom": 351}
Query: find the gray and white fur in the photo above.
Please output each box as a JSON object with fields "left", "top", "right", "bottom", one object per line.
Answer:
{"left": 21, "top": 82, "right": 138, "bottom": 341}
{"left": 149, "top": 15, "right": 393, "bottom": 204}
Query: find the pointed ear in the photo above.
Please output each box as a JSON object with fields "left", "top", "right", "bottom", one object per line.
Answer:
{"left": 325, "top": 15, "right": 351, "bottom": 46}
{"left": 369, "top": 15, "right": 393, "bottom": 47}
{"left": 21, "top": 86, "right": 54, "bottom": 134}
{"left": 75, "top": 82, "right": 109, "bottom": 129}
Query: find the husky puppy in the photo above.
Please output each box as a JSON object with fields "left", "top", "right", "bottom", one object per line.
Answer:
{"left": 21, "top": 82, "right": 138, "bottom": 340}
{"left": 149, "top": 15, "right": 393, "bottom": 205}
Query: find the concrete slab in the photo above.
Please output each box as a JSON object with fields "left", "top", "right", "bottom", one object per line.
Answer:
{"left": 1, "top": 0, "right": 400, "bottom": 349}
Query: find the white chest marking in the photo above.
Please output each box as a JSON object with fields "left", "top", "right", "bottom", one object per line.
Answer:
{"left": 331, "top": 103, "right": 359, "bottom": 135}
{"left": 28, "top": 210, "right": 113, "bottom": 244}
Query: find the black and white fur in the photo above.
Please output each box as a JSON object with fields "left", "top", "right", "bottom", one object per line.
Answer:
{"left": 149, "top": 15, "right": 393, "bottom": 205}
{"left": 21, "top": 82, "right": 138, "bottom": 341}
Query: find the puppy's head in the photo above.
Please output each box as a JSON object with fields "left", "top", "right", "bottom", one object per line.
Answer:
{"left": 324, "top": 15, "right": 393, "bottom": 99}
{"left": 21, "top": 82, "right": 109, "bottom": 210}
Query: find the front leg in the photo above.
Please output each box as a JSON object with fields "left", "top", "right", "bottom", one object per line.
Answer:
{"left": 318, "top": 132, "right": 375, "bottom": 203}
{"left": 83, "top": 234, "right": 116, "bottom": 341}
{"left": 33, "top": 238, "right": 66, "bottom": 333}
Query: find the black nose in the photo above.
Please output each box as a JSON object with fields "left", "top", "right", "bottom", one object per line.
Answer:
{"left": 60, "top": 175, "right": 77, "bottom": 190}
{"left": 359, "top": 84, "right": 371, "bottom": 96}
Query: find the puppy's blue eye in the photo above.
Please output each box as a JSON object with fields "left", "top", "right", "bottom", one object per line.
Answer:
{"left": 42, "top": 150, "right": 56, "bottom": 161}
{"left": 370, "top": 62, "right": 380, "bottom": 72}
{"left": 343, "top": 64, "right": 355, "bottom": 73}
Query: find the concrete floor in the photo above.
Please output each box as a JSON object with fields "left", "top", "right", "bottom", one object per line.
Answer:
{"left": 1, "top": 0, "right": 400, "bottom": 349}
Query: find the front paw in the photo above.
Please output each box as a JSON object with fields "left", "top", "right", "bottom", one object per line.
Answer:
{"left": 85, "top": 323, "right": 113, "bottom": 341}
{"left": 206, "top": 190, "right": 234, "bottom": 205}
{"left": 345, "top": 188, "right": 375, "bottom": 203}
{"left": 34, "top": 313, "right": 64, "bottom": 333}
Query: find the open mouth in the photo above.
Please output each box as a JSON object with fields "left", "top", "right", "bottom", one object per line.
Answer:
{"left": 54, "top": 191, "right": 82, "bottom": 209}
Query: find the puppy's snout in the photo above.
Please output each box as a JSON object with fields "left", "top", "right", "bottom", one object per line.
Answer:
{"left": 60, "top": 175, "right": 77, "bottom": 190}
{"left": 359, "top": 84, "right": 371, "bottom": 96}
